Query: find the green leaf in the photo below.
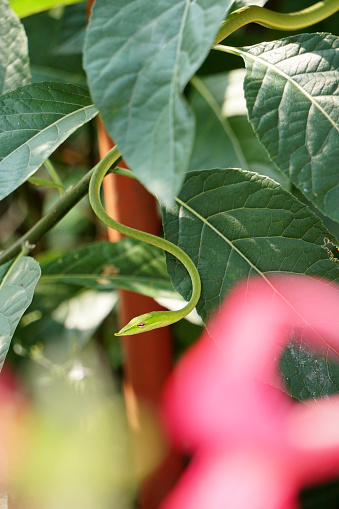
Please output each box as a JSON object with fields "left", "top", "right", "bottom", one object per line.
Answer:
{"left": 280, "top": 341, "right": 339, "bottom": 401}
{"left": 84, "top": 0, "right": 232, "bottom": 206}
{"left": 162, "top": 168, "right": 339, "bottom": 321}
{"left": 0, "top": 82, "right": 98, "bottom": 200}
{"left": 188, "top": 70, "right": 290, "bottom": 188}
{"left": 55, "top": 3, "right": 86, "bottom": 56}
{"left": 9, "top": 0, "right": 84, "bottom": 18}
{"left": 40, "top": 240, "right": 177, "bottom": 300}
{"left": 0, "top": 255, "right": 40, "bottom": 371}
{"left": 0, "top": 0, "right": 31, "bottom": 94}
{"left": 234, "top": 33, "right": 339, "bottom": 221}
{"left": 21, "top": 10, "right": 86, "bottom": 86}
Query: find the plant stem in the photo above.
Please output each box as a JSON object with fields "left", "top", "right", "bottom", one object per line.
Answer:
{"left": 0, "top": 150, "right": 121, "bottom": 266}
{"left": 114, "top": 166, "right": 137, "bottom": 180}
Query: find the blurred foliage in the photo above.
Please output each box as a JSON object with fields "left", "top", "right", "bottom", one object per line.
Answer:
{"left": 2, "top": 344, "right": 163, "bottom": 509}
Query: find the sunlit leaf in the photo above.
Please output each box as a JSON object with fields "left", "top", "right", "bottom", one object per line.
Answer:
{"left": 233, "top": 33, "right": 339, "bottom": 221}
{"left": 9, "top": 0, "right": 84, "bottom": 18}
{"left": 0, "top": 82, "right": 97, "bottom": 200}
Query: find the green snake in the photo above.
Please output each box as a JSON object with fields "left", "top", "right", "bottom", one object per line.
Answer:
{"left": 216, "top": 0, "right": 339, "bottom": 43}
{"left": 89, "top": 146, "right": 201, "bottom": 336}
{"left": 89, "top": 0, "right": 337, "bottom": 336}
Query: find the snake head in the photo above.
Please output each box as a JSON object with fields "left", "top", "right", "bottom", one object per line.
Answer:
{"left": 114, "top": 311, "right": 173, "bottom": 336}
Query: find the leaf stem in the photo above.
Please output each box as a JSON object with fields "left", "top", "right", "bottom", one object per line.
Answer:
{"left": 44, "top": 159, "right": 66, "bottom": 196}
{"left": 212, "top": 44, "right": 243, "bottom": 58}
{"left": 0, "top": 147, "right": 122, "bottom": 266}
{"left": 190, "top": 75, "right": 248, "bottom": 171}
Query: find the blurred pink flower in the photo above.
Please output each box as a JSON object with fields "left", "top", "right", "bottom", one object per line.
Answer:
{"left": 161, "top": 275, "right": 339, "bottom": 509}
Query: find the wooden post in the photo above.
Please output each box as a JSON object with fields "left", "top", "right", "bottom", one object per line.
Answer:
{"left": 96, "top": 121, "right": 183, "bottom": 509}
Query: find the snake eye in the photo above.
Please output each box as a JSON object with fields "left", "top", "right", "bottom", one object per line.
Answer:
{"left": 137, "top": 322, "right": 146, "bottom": 329}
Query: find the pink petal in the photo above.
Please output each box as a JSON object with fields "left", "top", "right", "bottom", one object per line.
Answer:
{"left": 160, "top": 447, "right": 299, "bottom": 509}
{"left": 286, "top": 395, "right": 339, "bottom": 484}
{"left": 162, "top": 334, "right": 291, "bottom": 448}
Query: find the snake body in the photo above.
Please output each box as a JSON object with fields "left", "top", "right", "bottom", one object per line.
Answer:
{"left": 89, "top": 0, "right": 337, "bottom": 335}
{"left": 89, "top": 146, "right": 201, "bottom": 336}
{"left": 216, "top": 0, "right": 339, "bottom": 43}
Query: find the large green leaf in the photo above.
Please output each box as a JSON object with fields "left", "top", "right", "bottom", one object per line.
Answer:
{"left": 0, "top": 255, "right": 40, "bottom": 371}
{"left": 162, "top": 168, "right": 339, "bottom": 321}
{"left": 9, "top": 0, "right": 84, "bottom": 18}
{"left": 84, "top": 0, "right": 232, "bottom": 206}
{"left": 0, "top": 0, "right": 31, "bottom": 95}
{"left": 40, "top": 239, "right": 177, "bottom": 300}
{"left": 188, "top": 70, "right": 290, "bottom": 188}
{"left": 0, "top": 82, "right": 98, "bottom": 200}
{"left": 221, "top": 34, "right": 339, "bottom": 221}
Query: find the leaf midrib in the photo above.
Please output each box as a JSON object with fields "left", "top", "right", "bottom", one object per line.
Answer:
{"left": 175, "top": 195, "right": 268, "bottom": 280}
